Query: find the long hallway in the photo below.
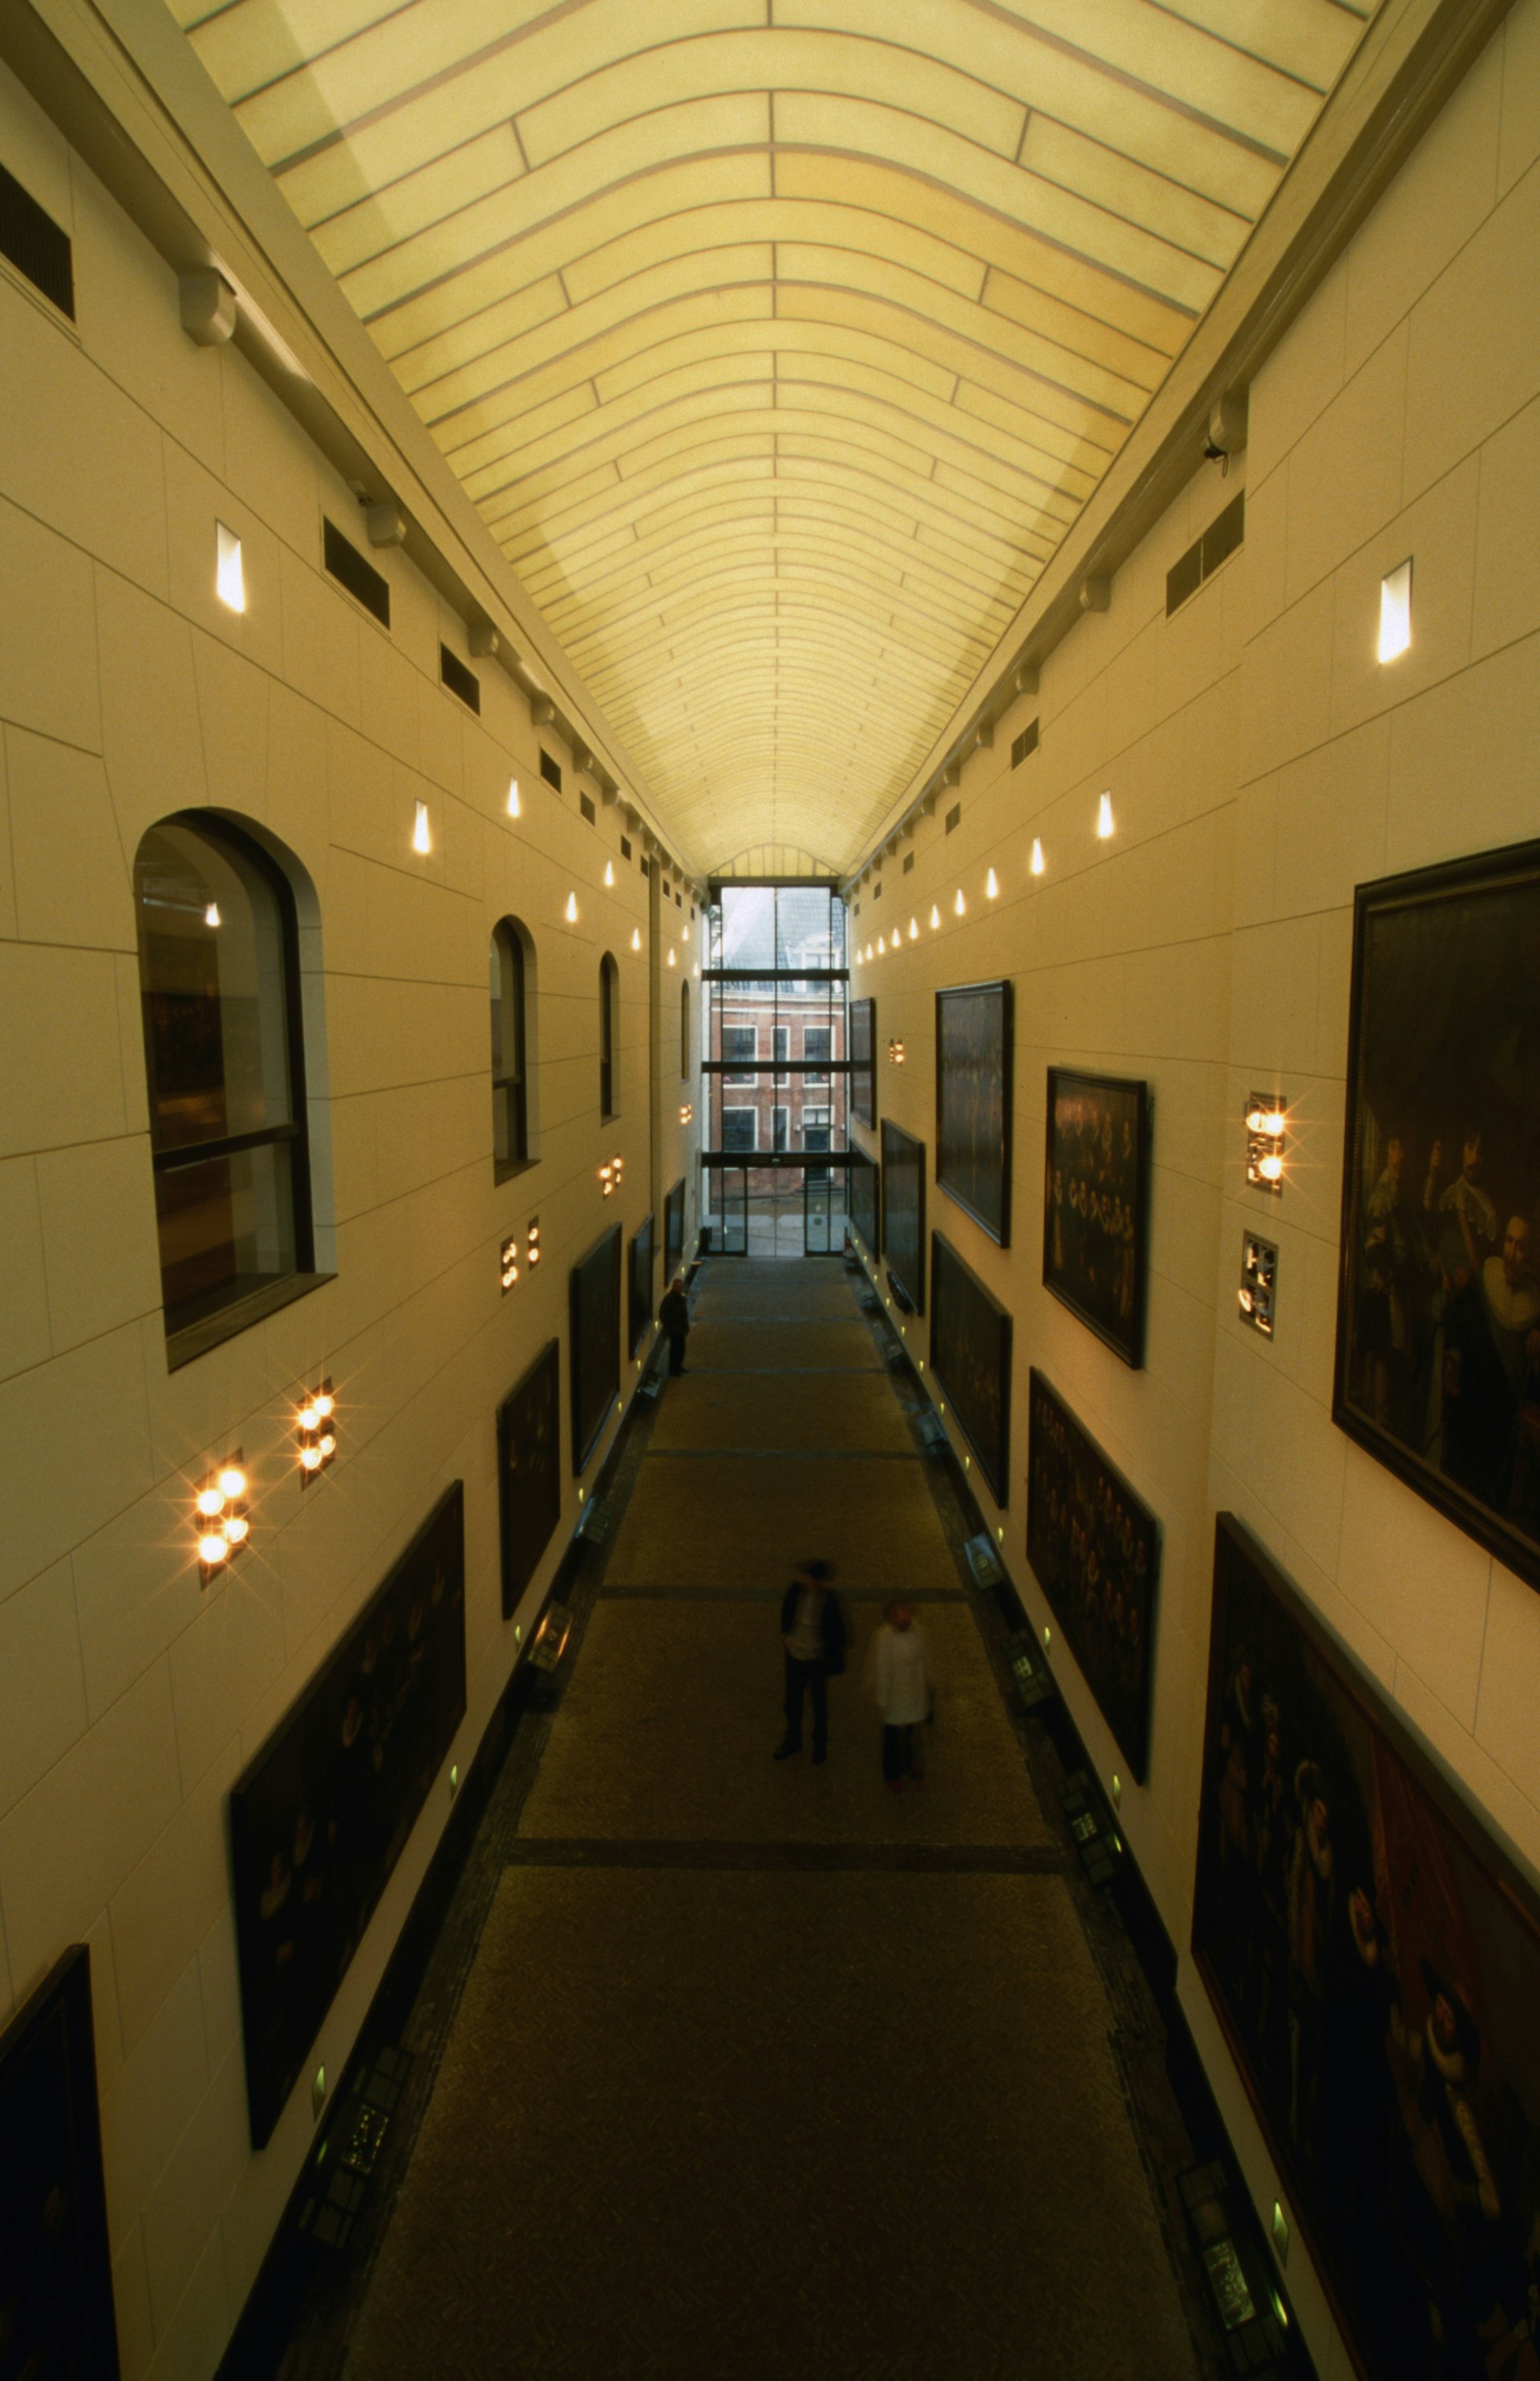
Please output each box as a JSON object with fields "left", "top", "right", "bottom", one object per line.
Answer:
{"left": 339, "top": 1261, "right": 1200, "bottom": 2380}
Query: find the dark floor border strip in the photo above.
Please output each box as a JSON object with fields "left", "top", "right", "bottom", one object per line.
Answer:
{"left": 643, "top": 1446, "right": 918, "bottom": 1460}
{"left": 680, "top": 1365, "right": 886, "bottom": 1376}
{"left": 597, "top": 1589, "right": 966, "bottom": 1604}
{"left": 507, "top": 1838, "right": 1064, "bottom": 1875}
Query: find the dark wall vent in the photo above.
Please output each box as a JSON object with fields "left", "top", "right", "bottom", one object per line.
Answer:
{"left": 1166, "top": 491, "right": 1245, "bottom": 616}
{"left": 902, "top": 850, "right": 914, "bottom": 874}
{"left": 1011, "top": 718, "right": 1040, "bottom": 768}
{"left": 539, "top": 748, "right": 562, "bottom": 790}
{"left": 323, "top": 520, "right": 391, "bottom": 627}
{"left": 639, "top": 858, "right": 650, "bottom": 877}
{"left": 439, "top": 646, "right": 480, "bottom": 712}
{"left": 675, "top": 892, "right": 682, "bottom": 908}
{"left": 872, "top": 880, "right": 882, "bottom": 901}
{"left": 580, "top": 793, "right": 596, "bottom": 824}
{"left": 621, "top": 836, "right": 632, "bottom": 860}
{"left": 0, "top": 163, "right": 74, "bottom": 319}
{"left": 945, "top": 802, "right": 962, "bottom": 834}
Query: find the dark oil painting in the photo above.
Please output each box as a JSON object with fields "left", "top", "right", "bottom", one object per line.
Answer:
{"left": 929, "top": 1233, "right": 1011, "bottom": 1504}
{"left": 230, "top": 1485, "right": 466, "bottom": 2148}
{"left": 497, "top": 1340, "right": 561, "bottom": 1620}
{"left": 1044, "top": 1066, "right": 1149, "bottom": 1368}
{"left": 1027, "top": 1369, "right": 1158, "bottom": 1782}
{"left": 850, "top": 997, "right": 876, "bottom": 1130}
{"left": 664, "top": 1176, "right": 686, "bottom": 1276}
{"left": 881, "top": 1120, "right": 926, "bottom": 1315}
{"left": 570, "top": 1222, "right": 622, "bottom": 1473}
{"left": 849, "top": 1146, "right": 878, "bottom": 1256}
{"left": 1334, "top": 838, "right": 1540, "bottom": 1590}
{"left": 629, "top": 1214, "right": 654, "bottom": 1357}
{"left": 1195, "top": 1512, "right": 1540, "bottom": 2381}
{"left": 936, "top": 980, "right": 1012, "bottom": 1245}
{"left": 0, "top": 1946, "right": 119, "bottom": 2379}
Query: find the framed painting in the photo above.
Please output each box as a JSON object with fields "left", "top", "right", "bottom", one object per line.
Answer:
{"left": 629, "top": 1214, "right": 655, "bottom": 1357}
{"left": 881, "top": 1120, "right": 926, "bottom": 1315}
{"left": 230, "top": 1485, "right": 466, "bottom": 2147}
{"left": 935, "top": 980, "right": 1012, "bottom": 1245}
{"left": 0, "top": 1945, "right": 120, "bottom": 2379}
{"left": 850, "top": 997, "right": 876, "bottom": 1130}
{"left": 1043, "top": 1067, "right": 1151, "bottom": 1367}
{"left": 570, "top": 1222, "right": 622, "bottom": 1473}
{"left": 664, "top": 1176, "right": 686, "bottom": 1276}
{"left": 497, "top": 1340, "right": 561, "bottom": 1620}
{"left": 1026, "top": 1370, "right": 1158, "bottom": 1781}
{"left": 1333, "top": 838, "right": 1540, "bottom": 1589}
{"left": 1194, "top": 1511, "right": 1540, "bottom": 2381}
{"left": 849, "top": 1147, "right": 879, "bottom": 1257}
{"left": 929, "top": 1233, "right": 1011, "bottom": 1503}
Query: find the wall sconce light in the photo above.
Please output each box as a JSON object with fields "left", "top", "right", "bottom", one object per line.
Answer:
{"left": 411, "top": 801, "right": 431, "bottom": 855}
{"left": 1097, "top": 791, "right": 1115, "bottom": 840}
{"left": 930, "top": 905, "right": 940, "bottom": 930}
{"left": 679, "top": 1103, "right": 693, "bottom": 1124}
{"left": 500, "top": 1232, "right": 519, "bottom": 1292}
{"left": 526, "top": 1216, "right": 541, "bottom": 1268}
{"left": 565, "top": 890, "right": 578, "bottom": 923}
{"left": 888, "top": 1040, "right": 906, "bottom": 1065}
{"left": 506, "top": 777, "right": 521, "bottom": 817}
{"left": 630, "top": 927, "right": 642, "bottom": 951}
{"left": 909, "top": 916, "right": 918, "bottom": 940}
{"left": 877, "top": 934, "right": 886, "bottom": 955}
{"left": 1378, "top": 558, "right": 1412, "bottom": 663}
{"left": 215, "top": 522, "right": 245, "bottom": 613}
{"left": 1239, "top": 1231, "right": 1279, "bottom": 1337}
{"left": 667, "top": 946, "right": 676, "bottom": 967}
{"left": 604, "top": 860, "right": 614, "bottom": 886}
{"left": 600, "top": 1155, "right": 623, "bottom": 1198}
{"left": 204, "top": 902, "right": 221, "bottom": 928}
{"left": 953, "top": 887, "right": 966, "bottom": 916}
{"left": 986, "top": 867, "right": 999, "bottom": 898}
{"left": 1246, "top": 1094, "right": 1287, "bottom": 1191}
{"left": 195, "top": 1454, "right": 249, "bottom": 1576}
{"left": 296, "top": 1382, "right": 337, "bottom": 1480}
{"left": 1031, "top": 838, "right": 1045, "bottom": 877}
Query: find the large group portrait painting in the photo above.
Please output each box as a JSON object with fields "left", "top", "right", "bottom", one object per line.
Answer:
{"left": 1335, "top": 838, "right": 1540, "bottom": 1588}
{"left": 1194, "top": 1515, "right": 1540, "bottom": 2381}
{"left": 1043, "top": 1066, "right": 1149, "bottom": 1367}
{"left": 935, "top": 980, "right": 1012, "bottom": 1245}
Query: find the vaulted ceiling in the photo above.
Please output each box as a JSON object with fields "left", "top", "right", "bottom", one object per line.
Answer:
{"left": 169, "top": 0, "right": 1378, "bottom": 873}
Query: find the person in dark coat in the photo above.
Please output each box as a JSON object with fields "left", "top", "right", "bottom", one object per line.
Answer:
{"left": 774, "top": 1560, "right": 845, "bottom": 1764}
{"left": 659, "top": 1274, "right": 690, "bottom": 1374}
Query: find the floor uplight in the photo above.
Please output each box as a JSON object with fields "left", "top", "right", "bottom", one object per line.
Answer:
{"left": 1378, "top": 558, "right": 1412, "bottom": 662}
{"left": 215, "top": 522, "right": 245, "bottom": 613}
{"left": 1097, "top": 792, "right": 1115, "bottom": 840}
{"left": 412, "top": 801, "right": 431, "bottom": 854}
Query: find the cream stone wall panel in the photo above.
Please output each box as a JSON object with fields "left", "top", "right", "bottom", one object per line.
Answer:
{"left": 1337, "top": 1448, "right": 1492, "bottom": 1732}
{"left": 0, "top": 1154, "right": 52, "bottom": 1382}
{"left": 1234, "top": 574, "right": 1336, "bottom": 790}
{"left": 36, "top": 1137, "right": 161, "bottom": 1357}
{"left": 1228, "top": 915, "right": 1324, "bottom": 1082}
{"left": 1473, "top": 1561, "right": 1540, "bottom": 1814}
{"left": 1285, "top": 328, "right": 1411, "bottom": 614}
{"left": 0, "top": 297, "right": 168, "bottom": 603}
{"left": 0, "top": 1651, "right": 180, "bottom": 2001}
{"left": 1498, "top": 0, "right": 1540, "bottom": 193}
{"left": 197, "top": 1906, "right": 241, "bottom": 2081}
{"left": 1471, "top": 392, "right": 1540, "bottom": 657}
{"left": 186, "top": 636, "right": 273, "bottom": 834}
{"left": 165, "top": 459, "right": 282, "bottom": 687}
{"left": 261, "top": 679, "right": 329, "bottom": 866}
{"left": 134, "top": 1294, "right": 275, "bottom": 1483}
{"left": 71, "top": 183, "right": 225, "bottom": 485}
{"left": 1327, "top": 450, "right": 1480, "bottom": 745}
{"left": 278, "top": 544, "right": 363, "bottom": 728}
{"left": 111, "top": 1737, "right": 245, "bottom": 2058}
{"left": 140, "top": 2044, "right": 245, "bottom": 2340}
{"left": 0, "top": 497, "right": 102, "bottom": 752}
{"left": 1383, "top": 629, "right": 1540, "bottom": 874}
{"left": 95, "top": 573, "right": 209, "bottom": 846}
{"left": 355, "top": 627, "right": 422, "bottom": 777}
{"left": 215, "top": 349, "right": 321, "bottom": 572}
{"left": 168, "top": 1570, "right": 285, "bottom": 1805}
{"left": 7, "top": 729, "right": 132, "bottom": 953}
{"left": 0, "top": 1309, "right": 152, "bottom": 1599}
{"left": 1262, "top": 717, "right": 1390, "bottom": 924}
{"left": 1245, "top": 257, "right": 1349, "bottom": 493}
{"left": 99, "top": 1961, "right": 209, "bottom": 2257}
{"left": 111, "top": 2223, "right": 155, "bottom": 2381}
{"left": 0, "top": 1556, "right": 87, "bottom": 1820}
{"left": 1403, "top": 165, "right": 1540, "bottom": 504}
{"left": 71, "top": 1495, "right": 215, "bottom": 1731}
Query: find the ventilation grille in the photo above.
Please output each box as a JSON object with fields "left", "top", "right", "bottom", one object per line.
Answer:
{"left": 539, "top": 748, "right": 562, "bottom": 790}
{"left": 873, "top": 880, "right": 882, "bottom": 901}
{"left": 1166, "top": 491, "right": 1245, "bottom": 615}
{"left": 902, "top": 851, "right": 914, "bottom": 874}
{"left": 323, "top": 521, "right": 391, "bottom": 626}
{"left": 675, "top": 891, "right": 683, "bottom": 908}
{"left": 639, "top": 858, "right": 650, "bottom": 877}
{"left": 439, "top": 646, "right": 480, "bottom": 712}
{"left": 1011, "top": 719, "right": 1040, "bottom": 768}
{"left": 621, "top": 836, "right": 632, "bottom": 860}
{"left": 580, "top": 793, "right": 596, "bottom": 823}
{"left": 945, "top": 802, "right": 962, "bottom": 834}
{"left": 0, "top": 164, "right": 73, "bottom": 318}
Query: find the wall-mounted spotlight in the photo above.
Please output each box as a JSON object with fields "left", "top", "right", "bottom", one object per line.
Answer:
{"left": 526, "top": 1215, "right": 541, "bottom": 1269}
{"left": 412, "top": 801, "right": 431, "bottom": 855}
{"left": 506, "top": 778, "right": 521, "bottom": 817}
{"left": 600, "top": 1155, "right": 624, "bottom": 1198}
{"left": 1246, "top": 1095, "right": 1287, "bottom": 1191}
{"left": 986, "top": 868, "right": 999, "bottom": 898}
{"left": 500, "top": 1233, "right": 519, "bottom": 1292}
{"left": 196, "top": 1454, "right": 249, "bottom": 1577}
{"left": 888, "top": 1040, "right": 906, "bottom": 1066}
{"left": 631, "top": 927, "right": 642, "bottom": 951}
{"left": 679, "top": 1103, "right": 693, "bottom": 1124}
{"left": 1031, "top": 838, "right": 1045, "bottom": 877}
{"left": 216, "top": 523, "right": 245, "bottom": 614}
{"left": 667, "top": 947, "right": 676, "bottom": 967}
{"left": 1378, "top": 558, "right": 1412, "bottom": 663}
{"left": 565, "top": 890, "right": 578, "bottom": 923}
{"left": 1239, "top": 1231, "right": 1279, "bottom": 1337}
{"left": 877, "top": 934, "right": 886, "bottom": 955}
{"left": 930, "top": 905, "right": 940, "bottom": 930}
{"left": 604, "top": 860, "right": 614, "bottom": 887}
{"left": 909, "top": 916, "right": 918, "bottom": 940}
{"left": 296, "top": 1383, "right": 337, "bottom": 1480}
{"left": 1097, "top": 792, "right": 1115, "bottom": 840}
{"left": 204, "top": 902, "right": 221, "bottom": 929}
{"left": 953, "top": 887, "right": 966, "bottom": 916}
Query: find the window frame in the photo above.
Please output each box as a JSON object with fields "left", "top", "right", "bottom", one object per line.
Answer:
{"left": 491, "top": 918, "right": 533, "bottom": 1179}
{"left": 599, "top": 952, "right": 619, "bottom": 1120}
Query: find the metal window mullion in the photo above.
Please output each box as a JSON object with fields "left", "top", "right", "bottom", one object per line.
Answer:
{"left": 151, "top": 1120, "right": 299, "bottom": 1171}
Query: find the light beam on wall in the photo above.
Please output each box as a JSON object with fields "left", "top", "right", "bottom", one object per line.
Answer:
{"left": 1097, "top": 792, "right": 1115, "bottom": 840}
{"left": 1031, "top": 838, "right": 1045, "bottom": 877}
{"left": 1378, "top": 558, "right": 1412, "bottom": 662}
{"left": 986, "top": 868, "right": 999, "bottom": 898}
{"left": 215, "top": 522, "right": 245, "bottom": 613}
{"left": 565, "top": 890, "right": 578, "bottom": 923}
{"left": 412, "top": 801, "right": 431, "bottom": 854}
{"left": 506, "top": 778, "right": 521, "bottom": 817}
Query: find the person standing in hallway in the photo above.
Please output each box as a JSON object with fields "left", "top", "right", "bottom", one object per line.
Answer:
{"left": 871, "top": 1601, "right": 932, "bottom": 1791}
{"left": 775, "top": 1560, "right": 845, "bottom": 1763}
{"left": 660, "top": 1273, "right": 691, "bottom": 1374}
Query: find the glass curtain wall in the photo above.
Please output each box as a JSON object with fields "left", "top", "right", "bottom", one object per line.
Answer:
{"left": 701, "top": 886, "right": 848, "bottom": 1256}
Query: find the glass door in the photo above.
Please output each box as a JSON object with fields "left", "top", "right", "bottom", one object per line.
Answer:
{"left": 715, "top": 1165, "right": 748, "bottom": 1255}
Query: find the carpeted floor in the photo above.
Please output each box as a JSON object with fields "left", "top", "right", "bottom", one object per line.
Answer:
{"left": 341, "top": 1259, "right": 1199, "bottom": 2381}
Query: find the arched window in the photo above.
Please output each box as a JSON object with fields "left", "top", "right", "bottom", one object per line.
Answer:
{"left": 134, "top": 812, "right": 314, "bottom": 1353}
{"left": 680, "top": 980, "right": 691, "bottom": 1080}
{"left": 491, "top": 917, "right": 535, "bottom": 1174}
{"left": 599, "top": 953, "right": 619, "bottom": 1119}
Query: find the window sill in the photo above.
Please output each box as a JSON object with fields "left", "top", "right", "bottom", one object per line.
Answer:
{"left": 495, "top": 1155, "right": 538, "bottom": 1186}
{"left": 165, "top": 1272, "right": 336, "bottom": 1373}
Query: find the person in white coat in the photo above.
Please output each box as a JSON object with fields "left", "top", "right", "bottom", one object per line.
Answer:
{"left": 871, "top": 1601, "right": 931, "bottom": 1791}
